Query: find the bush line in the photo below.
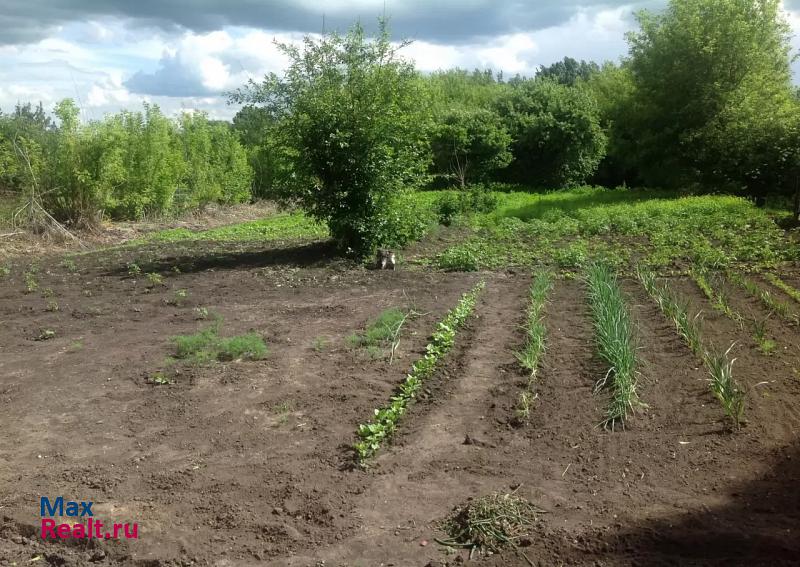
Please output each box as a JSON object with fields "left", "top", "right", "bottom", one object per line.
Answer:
{"left": 354, "top": 281, "right": 486, "bottom": 462}
{"left": 514, "top": 271, "right": 552, "bottom": 421}
{"left": 637, "top": 266, "right": 745, "bottom": 429}
{"left": 586, "top": 263, "right": 641, "bottom": 430}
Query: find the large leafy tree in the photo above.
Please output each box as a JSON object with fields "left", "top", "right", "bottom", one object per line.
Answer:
{"left": 627, "top": 0, "right": 798, "bottom": 196}
{"left": 229, "top": 21, "right": 431, "bottom": 255}
{"left": 496, "top": 79, "right": 607, "bottom": 187}
{"left": 430, "top": 107, "right": 512, "bottom": 187}
{"left": 537, "top": 57, "right": 600, "bottom": 86}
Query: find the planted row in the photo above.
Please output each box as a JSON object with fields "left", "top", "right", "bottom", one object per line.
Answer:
{"left": 586, "top": 263, "right": 641, "bottom": 430}
{"left": 354, "top": 281, "right": 486, "bottom": 462}
{"left": 514, "top": 272, "right": 552, "bottom": 421}
{"left": 729, "top": 271, "right": 798, "bottom": 326}
{"left": 637, "top": 267, "right": 745, "bottom": 429}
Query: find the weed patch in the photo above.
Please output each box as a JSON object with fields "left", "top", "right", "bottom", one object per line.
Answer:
{"left": 172, "top": 319, "right": 267, "bottom": 364}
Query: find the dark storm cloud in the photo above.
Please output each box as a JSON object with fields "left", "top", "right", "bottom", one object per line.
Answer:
{"left": 0, "top": 0, "right": 650, "bottom": 46}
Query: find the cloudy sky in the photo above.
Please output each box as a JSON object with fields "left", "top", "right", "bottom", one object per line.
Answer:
{"left": 1, "top": 0, "right": 799, "bottom": 121}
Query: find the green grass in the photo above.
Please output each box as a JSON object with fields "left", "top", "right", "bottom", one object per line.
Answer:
{"left": 586, "top": 263, "right": 641, "bottom": 429}
{"left": 137, "top": 212, "right": 328, "bottom": 245}
{"left": 427, "top": 187, "right": 795, "bottom": 271}
{"left": 172, "top": 319, "right": 268, "bottom": 364}
{"left": 348, "top": 308, "right": 408, "bottom": 349}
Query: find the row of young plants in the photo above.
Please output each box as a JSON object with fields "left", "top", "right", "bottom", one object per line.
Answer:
{"left": 728, "top": 271, "right": 799, "bottom": 326}
{"left": 354, "top": 281, "right": 486, "bottom": 462}
{"left": 690, "top": 266, "right": 777, "bottom": 355}
{"left": 637, "top": 267, "right": 745, "bottom": 429}
{"left": 585, "top": 263, "right": 641, "bottom": 430}
{"left": 763, "top": 273, "right": 800, "bottom": 305}
{"left": 514, "top": 272, "right": 553, "bottom": 421}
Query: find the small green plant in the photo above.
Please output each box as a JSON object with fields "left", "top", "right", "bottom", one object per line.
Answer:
{"left": 706, "top": 345, "right": 745, "bottom": 429}
{"left": 751, "top": 317, "right": 777, "bottom": 355}
{"left": 61, "top": 259, "right": 78, "bottom": 273}
{"left": 36, "top": 329, "right": 56, "bottom": 341}
{"left": 193, "top": 307, "right": 209, "bottom": 320}
{"left": 273, "top": 400, "right": 294, "bottom": 425}
{"left": 0, "top": 264, "right": 10, "bottom": 277}
{"left": 763, "top": 272, "right": 800, "bottom": 305}
{"left": 515, "top": 391, "right": 537, "bottom": 421}
{"left": 354, "top": 282, "right": 485, "bottom": 462}
{"left": 127, "top": 262, "right": 141, "bottom": 276}
{"left": 171, "top": 319, "right": 268, "bottom": 364}
{"left": 150, "top": 371, "right": 174, "bottom": 385}
{"left": 638, "top": 267, "right": 704, "bottom": 354}
{"left": 68, "top": 340, "right": 84, "bottom": 352}
{"left": 42, "top": 287, "right": 54, "bottom": 298}
{"left": 24, "top": 271, "right": 39, "bottom": 294}
{"left": 45, "top": 300, "right": 59, "bottom": 312}
{"left": 312, "top": 336, "right": 330, "bottom": 351}
{"left": 168, "top": 288, "right": 189, "bottom": 306}
{"left": 146, "top": 272, "right": 164, "bottom": 286}
{"left": 587, "top": 263, "right": 641, "bottom": 429}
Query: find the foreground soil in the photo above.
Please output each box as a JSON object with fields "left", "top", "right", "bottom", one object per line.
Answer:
{"left": 1, "top": 241, "right": 799, "bottom": 566}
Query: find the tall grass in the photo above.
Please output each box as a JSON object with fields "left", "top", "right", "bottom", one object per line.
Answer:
{"left": 586, "top": 263, "right": 640, "bottom": 429}
{"left": 637, "top": 266, "right": 746, "bottom": 429}
{"left": 514, "top": 271, "right": 552, "bottom": 420}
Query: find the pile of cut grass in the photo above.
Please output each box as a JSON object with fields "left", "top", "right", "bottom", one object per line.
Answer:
{"left": 438, "top": 492, "right": 544, "bottom": 565}
{"left": 586, "top": 263, "right": 640, "bottom": 429}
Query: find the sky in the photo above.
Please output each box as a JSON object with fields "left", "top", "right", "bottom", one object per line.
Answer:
{"left": 0, "top": 0, "right": 799, "bottom": 121}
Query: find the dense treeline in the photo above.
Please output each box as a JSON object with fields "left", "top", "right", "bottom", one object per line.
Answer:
{"left": 0, "top": 100, "right": 252, "bottom": 227}
{"left": 2, "top": 0, "right": 798, "bottom": 250}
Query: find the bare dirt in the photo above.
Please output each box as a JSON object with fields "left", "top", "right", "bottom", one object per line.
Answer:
{"left": 1, "top": 243, "right": 799, "bottom": 566}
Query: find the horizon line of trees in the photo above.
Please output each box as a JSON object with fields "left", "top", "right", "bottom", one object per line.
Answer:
{"left": 1, "top": 0, "right": 798, "bottom": 251}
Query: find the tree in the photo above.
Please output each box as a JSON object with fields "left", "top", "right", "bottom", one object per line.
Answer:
{"left": 231, "top": 105, "right": 291, "bottom": 200}
{"left": 537, "top": 57, "right": 599, "bottom": 86}
{"left": 430, "top": 107, "right": 512, "bottom": 187}
{"left": 229, "top": 20, "right": 430, "bottom": 255}
{"left": 626, "top": 0, "right": 796, "bottom": 194}
{"left": 496, "top": 79, "right": 607, "bottom": 187}
{"left": 582, "top": 62, "right": 638, "bottom": 186}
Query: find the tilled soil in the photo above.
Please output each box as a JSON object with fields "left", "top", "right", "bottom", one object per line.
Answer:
{"left": 1, "top": 247, "right": 799, "bottom": 566}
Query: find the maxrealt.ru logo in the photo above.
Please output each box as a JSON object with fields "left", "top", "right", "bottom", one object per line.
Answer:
{"left": 40, "top": 497, "right": 138, "bottom": 540}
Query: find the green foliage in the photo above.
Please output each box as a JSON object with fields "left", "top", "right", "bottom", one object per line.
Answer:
{"left": 230, "top": 21, "right": 430, "bottom": 255}
{"left": 537, "top": 57, "right": 600, "bottom": 86}
{"left": 177, "top": 112, "right": 252, "bottom": 209}
{"left": 496, "top": 80, "right": 607, "bottom": 187}
{"left": 436, "top": 245, "right": 480, "bottom": 272}
{"left": 354, "top": 282, "right": 484, "bottom": 461}
{"left": 627, "top": 0, "right": 799, "bottom": 196}
{"left": 586, "top": 263, "right": 641, "bottom": 429}
{"left": 430, "top": 107, "right": 512, "bottom": 187}
{"left": 434, "top": 186, "right": 500, "bottom": 225}
{"left": 764, "top": 273, "right": 800, "bottom": 305}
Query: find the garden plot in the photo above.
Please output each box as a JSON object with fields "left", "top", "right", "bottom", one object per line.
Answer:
{"left": 1, "top": 218, "right": 799, "bottom": 565}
